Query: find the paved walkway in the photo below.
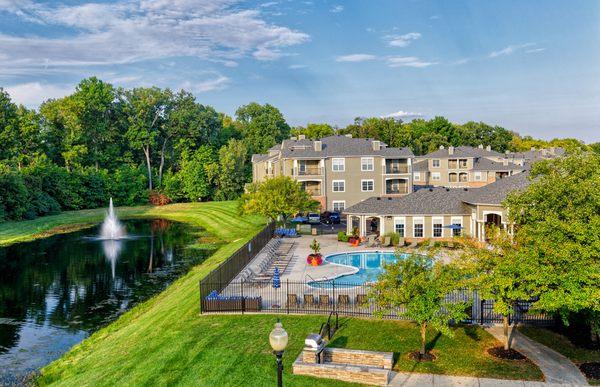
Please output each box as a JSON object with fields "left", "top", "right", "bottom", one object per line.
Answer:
{"left": 389, "top": 371, "right": 581, "bottom": 386}
{"left": 485, "top": 325, "right": 588, "bottom": 386}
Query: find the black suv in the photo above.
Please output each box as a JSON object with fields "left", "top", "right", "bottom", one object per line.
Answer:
{"left": 320, "top": 211, "right": 341, "bottom": 224}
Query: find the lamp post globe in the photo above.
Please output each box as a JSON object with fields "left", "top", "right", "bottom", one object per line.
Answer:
{"left": 269, "top": 320, "right": 288, "bottom": 387}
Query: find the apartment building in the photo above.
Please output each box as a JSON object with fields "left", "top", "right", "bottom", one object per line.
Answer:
{"left": 251, "top": 135, "right": 414, "bottom": 212}
{"left": 411, "top": 145, "right": 558, "bottom": 188}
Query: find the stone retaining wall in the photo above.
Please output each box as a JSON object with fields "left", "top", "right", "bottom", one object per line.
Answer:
{"left": 301, "top": 347, "right": 393, "bottom": 369}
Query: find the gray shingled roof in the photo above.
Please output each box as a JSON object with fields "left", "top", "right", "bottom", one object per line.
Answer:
{"left": 506, "top": 148, "right": 565, "bottom": 161}
{"left": 278, "top": 135, "right": 414, "bottom": 158}
{"left": 344, "top": 171, "right": 532, "bottom": 215}
{"left": 412, "top": 160, "right": 429, "bottom": 172}
{"left": 462, "top": 171, "right": 531, "bottom": 205}
{"left": 344, "top": 188, "right": 473, "bottom": 215}
{"left": 251, "top": 154, "right": 270, "bottom": 163}
{"left": 422, "top": 146, "right": 504, "bottom": 159}
{"left": 471, "top": 157, "right": 527, "bottom": 172}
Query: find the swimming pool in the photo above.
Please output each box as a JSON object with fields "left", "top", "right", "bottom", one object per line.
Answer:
{"left": 309, "top": 251, "right": 413, "bottom": 287}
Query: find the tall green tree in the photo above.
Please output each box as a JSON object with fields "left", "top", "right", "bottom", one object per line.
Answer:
{"left": 0, "top": 88, "right": 20, "bottom": 163}
{"left": 240, "top": 176, "right": 319, "bottom": 225}
{"left": 121, "top": 87, "right": 173, "bottom": 190}
{"left": 504, "top": 153, "right": 600, "bottom": 322}
{"left": 166, "top": 146, "right": 215, "bottom": 202}
{"left": 235, "top": 102, "right": 290, "bottom": 155}
{"left": 292, "top": 123, "right": 335, "bottom": 139}
{"left": 210, "top": 139, "right": 248, "bottom": 200}
{"left": 370, "top": 253, "right": 469, "bottom": 357}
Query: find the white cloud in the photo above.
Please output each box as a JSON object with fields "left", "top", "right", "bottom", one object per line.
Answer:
{"left": 0, "top": 0, "right": 310, "bottom": 75}
{"left": 5, "top": 82, "right": 74, "bottom": 106}
{"left": 179, "top": 75, "right": 230, "bottom": 93}
{"left": 381, "top": 110, "right": 423, "bottom": 120}
{"left": 387, "top": 56, "right": 436, "bottom": 68}
{"left": 289, "top": 64, "right": 307, "bottom": 69}
{"left": 526, "top": 48, "right": 546, "bottom": 54}
{"left": 330, "top": 5, "right": 344, "bottom": 13}
{"left": 489, "top": 43, "right": 535, "bottom": 58}
{"left": 430, "top": 15, "right": 441, "bottom": 20}
{"left": 386, "top": 32, "right": 421, "bottom": 47}
{"left": 260, "top": 1, "right": 278, "bottom": 7}
{"left": 336, "top": 54, "right": 377, "bottom": 62}
{"left": 452, "top": 58, "right": 471, "bottom": 65}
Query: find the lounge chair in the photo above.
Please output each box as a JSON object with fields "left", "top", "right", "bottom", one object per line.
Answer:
{"left": 408, "top": 240, "right": 418, "bottom": 248}
{"left": 366, "top": 235, "right": 377, "bottom": 247}
{"left": 286, "top": 294, "right": 299, "bottom": 308}
{"left": 337, "top": 294, "right": 350, "bottom": 307}
{"left": 397, "top": 237, "right": 405, "bottom": 247}
{"left": 304, "top": 294, "right": 316, "bottom": 307}
{"left": 319, "top": 295, "right": 330, "bottom": 309}
{"left": 382, "top": 236, "right": 392, "bottom": 247}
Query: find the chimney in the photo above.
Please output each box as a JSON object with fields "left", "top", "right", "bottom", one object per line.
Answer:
{"left": 503, "top": 159, "right": 508, "bottom": 166}
{"left": 541, "top": 149, "right": 547, "bottom": 156}
{"left": 290, "top": 136, "right": 297, "bottom": 141}
{"left": 486, "top": 145, "right": 491, "bottom": 152}
{"left": 448, "top": 146, "right": 454, "bottom": 155}
{"left": 439, "top": 145, "right": 445, "bottom": 150}
{"left": 549, "top": 147, "right": 555, "bottom": 155}
{"left": 478, "top": 144, "right": 484, "bottom": 149}
{"left": 372, "top": 140, "right": 381, "bottom": 151}
{"left": 345, "top": 134, "right": 352, "bottom": 138}
{"left": 530, "top": 146, "right": 536, "bottom": 151}
{"left": 298, "top": 134, "right": 306, "bottom": 140}
{"left": 505, "top": 150, "right": 510, "bottom": 154}
{"left": 314, "top": 140, "right": 322, "bottom": 151}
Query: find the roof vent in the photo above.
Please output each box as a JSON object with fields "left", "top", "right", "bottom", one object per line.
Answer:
{"left": 345, "top": 134, "right": 352, "bottom": 138}
{"left": 298, "top": 134, "right": 305, "bottom": 140}
{"left": 463, "top": 188, "right": 468, "bottom": 191}
{"left": 446, "top": 188, "right": 450, "bottom": 191}
{"left": 388, "top": 197, "right": 392, "bottom": 200}
{"left": 372, "top": 140, "right": 381, "bottom": 151}
{"left": 448, "top": 146, "right": 454, "bottom": 155}
{"left": 314, "top": 140, "right": 322, "bottom": 151}
{"left": 376, "top": 197, "right": 381, "bottom": 200}
{"left": 429, "top": 188, "right": 433, "bottom": 192}
{"left": 486, "top": 145, "right": 491, "bottom": 152}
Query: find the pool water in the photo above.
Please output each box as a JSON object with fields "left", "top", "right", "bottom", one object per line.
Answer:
{"left": 309, "top": 251, "right": 412, "bottom": 287}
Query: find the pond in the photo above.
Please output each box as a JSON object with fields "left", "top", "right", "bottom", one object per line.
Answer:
{"left": 0, "top": 219, "right": 214, "bottom": 384}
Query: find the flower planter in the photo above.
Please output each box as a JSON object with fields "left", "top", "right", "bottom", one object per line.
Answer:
{"left": 307, "top": 253, "right": 323, "bottom": 266}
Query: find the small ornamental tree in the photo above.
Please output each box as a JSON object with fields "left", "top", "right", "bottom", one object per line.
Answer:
{"left": 457, "top": 230, "right": 537, "bottom": 351}
{"left": 370, "top": 253, "right": 469, "bottom": 358}
{"left": 240, "top": 176, "right": 320, "bottom": 226}
{"left": 310, "top": 239, "right": 321, "bottom": 255}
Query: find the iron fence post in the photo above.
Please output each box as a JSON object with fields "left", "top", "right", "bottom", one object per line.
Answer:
{"left": 286, "top": 279, "right": 289, "bottom": 314}
{"left": 241, "top": 279, "right": 245, "bottom": 314}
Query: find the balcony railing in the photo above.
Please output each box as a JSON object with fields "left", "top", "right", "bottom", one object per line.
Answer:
{"left": 306, "top": 189, "right": 322, "bottom": 196}
{"left": 385, "top": 186, "right": 408, "bottom": 195}
{"left": 385, "top": 165, "right": 409, "bottom": 174}
{"left": 293, "top": 167, "right": 323, "bottom": 176}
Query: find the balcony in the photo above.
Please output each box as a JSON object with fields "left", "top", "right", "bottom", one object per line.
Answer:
{"left": 385, "top": 178, "right": 409, "bottom": 195}
{"left": 300, "top": 181, "right": 322, "bottom": 196}
{"left": 306, "top": 189, "right": 322, "bottom": 196}
{"left": 293, "top": 166, "right": 323, "bottom": 176}
{"left": 385, "top": 159, "right": 409, "bottom": 174}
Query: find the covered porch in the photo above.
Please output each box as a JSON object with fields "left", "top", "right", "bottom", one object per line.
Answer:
{"left": 346, "top": 214, "right": 387, "bottom": 237}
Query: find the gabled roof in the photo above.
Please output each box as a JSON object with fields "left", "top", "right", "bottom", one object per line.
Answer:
{"left": 278, "top": 135, "right": 414, "bottom": 158}
{"left": 471, "top": 157, "right": 528, "bottom": 172}
{"left": 421, "top": 146, "right": 504, "bottom": 159}
{"left": 412, "top": 160, "right": 429, "bottom": 172}
{"left": 251, "top": 154, "right": 270, "bottom": 163}
{"left": 462, "top": 171, "right": 531, "bottom": 205}
{"left": 506, "top": 148, "right": 565, "bottom": 161}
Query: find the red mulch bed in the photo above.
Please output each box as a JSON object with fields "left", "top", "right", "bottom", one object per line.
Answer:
{"left": 579, "top": 362, "right": 600, "bottom": 381}
{"left": 487, "top": 346, "right": 527, "bottom": 360}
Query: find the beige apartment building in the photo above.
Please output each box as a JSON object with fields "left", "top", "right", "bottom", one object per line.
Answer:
{"left": 251, "top": 135, "right": 414, "bottom": 212}
{"left": 412, "top": 145, "right": 562, "bottom": 188}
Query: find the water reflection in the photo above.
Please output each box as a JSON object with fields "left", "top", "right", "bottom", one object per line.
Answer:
{"left": 0, "top": 219, "right": 213, "bottom": 383}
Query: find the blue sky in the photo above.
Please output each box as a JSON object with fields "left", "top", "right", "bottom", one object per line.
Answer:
{"left": 0, "top": 0, "right": 599, "bottom": 141}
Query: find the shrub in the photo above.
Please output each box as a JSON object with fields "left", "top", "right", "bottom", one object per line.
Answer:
{"left": 149, "top": 191, "right": 172, "bottom": 206}
{"left": 384, "top": 232, "right": 399, "bottom": 246}
{"left": 0, "top": 166, "right": 29, "bottom": 220}
{"left": 337, "top": 231, "right": 349, "bottom": 242}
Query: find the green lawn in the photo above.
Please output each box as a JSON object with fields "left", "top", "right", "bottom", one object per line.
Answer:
{"left": 1, "top": 203, "right": 542, "bottom": 385}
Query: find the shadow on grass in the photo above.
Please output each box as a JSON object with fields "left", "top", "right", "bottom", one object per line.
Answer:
{"left": 462, "top": 325, "right": 484, "bottom": 342}
{"left": 426, "top": 332, "right": 442, "bottom": 352}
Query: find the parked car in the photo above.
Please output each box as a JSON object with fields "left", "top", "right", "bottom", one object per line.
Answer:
{"left": 307, "top": 213, "right": 321, "bottom": 224}
{"left": 320, "top": 211, "right": 341, "bottom": 224}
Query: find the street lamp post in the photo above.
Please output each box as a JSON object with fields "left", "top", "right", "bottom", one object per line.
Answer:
{"left": 269, "top": 320, "right": 288, "bottom": 387}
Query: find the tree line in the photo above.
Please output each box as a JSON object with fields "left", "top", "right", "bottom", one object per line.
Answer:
{"left": 1, "top": 76, "right": 597, "bottom": 221}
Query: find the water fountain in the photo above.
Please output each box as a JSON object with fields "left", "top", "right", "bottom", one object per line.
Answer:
{"left": 99, "top": 198, "right": 126, "bottom": 240}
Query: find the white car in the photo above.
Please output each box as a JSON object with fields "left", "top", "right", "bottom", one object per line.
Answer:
{"left": 307, "top": 213, "right": 321, "bottom": 224}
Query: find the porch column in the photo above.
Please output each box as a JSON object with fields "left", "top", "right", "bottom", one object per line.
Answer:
{"left": 360, "top": 216, "right": 367, "bottom": 237}
{"left": 347, "top": 216, "right": 353, "bottom": 235}
{"left": 379, "top": 216, "right": 385, "bottom": 235}
{"left": 481, "top": 222, "right": 486, "bottom": 241}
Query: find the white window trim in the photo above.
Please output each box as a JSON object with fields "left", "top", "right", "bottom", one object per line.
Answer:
{"left": 432, "top": 217, "right": 444, "bottom": 238}
{"left": 361, "top": 157, "right": 374, "bottom": 171}
{"left": 431, "top": 172, "right": 441, "bottom": 181}
{"left": 394, "top": 217, "right": 406, "bottom": 237}
{"left": 432, "top": 159, "right": 440, "bottom": 168}
{"left": 332, "top": 180, "right": 345, "bottom": 192}
{"left": 361, "top": 179, "right": 375, "bottom": 192}
{"left": 413, "top": 217, "right": 424, "bottom": 238}
{"left": 474, "top": 171, "right": 482, "bottom": 181}
{"left": 413, "top": 172, "right": 420, "bottom": 181}
{"left": 451, "top": 217, "right": 463, "bottom": 237}
{"left": 332, "top": 158, "right": 345, "bottom": 172}
{"left": 332, "top": 200, "right": 345, "bottom": 212}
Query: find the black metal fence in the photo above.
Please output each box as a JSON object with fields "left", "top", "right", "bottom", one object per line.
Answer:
{"left": 200, "top": 279, "right": 555, "bottom": 325}
{"left": 199, "top": 222, "right": 275, "bottom": 298}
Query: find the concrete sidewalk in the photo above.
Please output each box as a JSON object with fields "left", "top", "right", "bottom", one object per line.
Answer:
{"left": 485, "top": 326, "right": 588, "bottom": 386}
{"left": 389, "top": 371, "right": 579, "bottom": 386}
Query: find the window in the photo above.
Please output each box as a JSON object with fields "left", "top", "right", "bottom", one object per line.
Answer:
{"left": 413, "top": 172, "right": 420, "bottom": 181}
{"left": 474, "top": 171, "right": 482, "bottom": 181}
{"left": 332, "top": 158, "right": 345, "bottom": 172}
{"left": 432, "top": 172, "right": 441, "bottom": 181}
{"left": 361, "top": 157, "right": 374, "bottom": 171}
{"left": 332, "top": 180, "right": 345, "bottom": 192}
{"left": 332, "top": 201, "right": 345, "bottom": 212}
{"left": 413, "top": 218, "right": 424, "bottom": 238}
{"left": 459, "top": 172, "right": 468, "bottom": 182}
{"left": 433, "top": 218, "right": 443, "bottom": 238}
{"left": 394, "top": 217, "right": 405, "bottom": 237}
{"left": 448, "top": 159, "right": 458, "bottom": 169}
{"left": 449, "top": 172, "right": 458, "bottom": 182}
{"left": 451, "top": 217, "right": 462, "bottom": 237}
{"left": 432, "top": 159, "right": 440, "bottom": 168}
{"left": 361, "top": 179, "right": 374, "bottom": 192}
{"left": 459, "top": 159, "right": 468, "bottom": 168}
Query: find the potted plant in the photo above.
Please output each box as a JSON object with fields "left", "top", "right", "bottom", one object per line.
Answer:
{"left": 348, "top": 227, "right": 360, "bottom": 245}
{"left": 307, "top": 239, "right": 323, "bottom": 266}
